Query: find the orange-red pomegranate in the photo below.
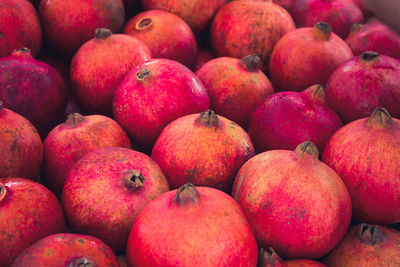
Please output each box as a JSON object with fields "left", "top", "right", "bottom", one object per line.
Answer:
{"left": 258, "top": 247, "right": 327, "bottom": 266}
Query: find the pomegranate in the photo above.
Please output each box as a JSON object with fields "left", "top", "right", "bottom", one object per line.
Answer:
{"left": 112, "top": 58, "right": 210, "bottom": 150}
{"left": 270, "top": 22, "right": 353, "bottom": 92}
{"left": 351, "top": 0, "right": 372, "bottom": 16}
{"left": 0, "top": 178, "right": 66, "bottom": 267}
{"left": 70, "top": 28, "right": 152, "bottom": 115}
{"left": 194, "top": 49, "right": 214, "bottom": 71}
{"left": 243, "top": 0, "right": 298, "bottom": 13}
{"left": 323, "top": 224, "right": 400, "bottom": 266}
{"left": 258, "top": 247, "right": 327, "bottom": 266}
{"left": 43, "top": 113, "right": 132, "bottom": 197}
{"left": 322, "top": 107, "right": 400, "bottom": 224}
{"left": 11, "top": 233, "right": 119, "bottom": 266}
{"left": 127, "top": 183, "right": 258, "bottom": 266}
{"left": 325, "top": 51, "right": 400, "bottom": 123}
{"left": 210, "top": 0, "right": 296, "bottom": 72}
{"left": 232, "top": 141, "right": 352, "bottom": 259}
{"left": 123, "top": 10, "right": 197, "bottom": 69}
{"left": 247, "top": 84, "right": 343, "bottom": 153}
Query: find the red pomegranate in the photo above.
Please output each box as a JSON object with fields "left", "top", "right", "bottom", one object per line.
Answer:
{"left": 210, "top": 0, "right": 296, "bottom": 72}
{"left": 194, "top": 49, "right": 214, "bottom": 71}
{"left": 323, "top": 224, "right": 400, "bottom": 266}
{"left": 325, "top": 51, "right": 400, "bottom": 123}
{"left": 0, "top": 102, "right": 43, "bottom": 180}
{"left": 195, "top": 55, "right": 274, "bottom": 128}
{"left": 113, "top": 58, "right": 210, "bottom": 150}
{"left": 232, "top": 141, "right": 352, "bottom": 259}
{"left": 322, "top": 107, "right": 400, "bottom": 224}
{"left": 247, "top": 84, "right": 343, "bottom": 153}
{"left": 123, "top": 10, "right": 197, "bottom": 69}
{"left": 43, "top": 113, "right": 132, "bottom": 197}
{"left": 127, "top": 183, "right": 258, "bottom": 266}
{"left": 11, "top": 233, "right": 119, "bottom": 266}
{"left": 0, "top": 178, "right": 66, "bottom": 267}
{"left": 270, "top": 22, "right": 353, "bottom": 92}
{"left": 70, "top": 28, "right": 152, "bottom": 115}
{"left": 258, "top": 247, "right": 327, "bottom": 267}
{"left": 243, "top": 0, "right": 298, "bottom": 13}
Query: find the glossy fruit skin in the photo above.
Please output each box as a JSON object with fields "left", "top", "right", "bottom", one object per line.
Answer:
{"left": 11, "top": 233, "right": 119, "bottom": 266}
{"left": 210, "top": 0, "right": 296, "bottom": 73}
{"left": 62, "top": 147, "right": 170, "bottom": 253}
{"left": 0, "top": 178, "right": 66, "bottom": 267}
{"left": 123, "top": 10, "right": 197, "bottom": 69}
{"left": 70, "top": 29, "right": 152, "bottom": 115}
{"left": 232, "top": 142, "right": 352, "bottom": 259}
{"left": 126, "top": 184, "right": 258, "bottom": 267}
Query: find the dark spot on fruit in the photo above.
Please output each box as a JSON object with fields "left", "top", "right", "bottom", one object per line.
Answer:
{"left": 0, "top": 32, "right": 2, "bottom": 38}
{"left": 77, "top": 238, "right": 85, "bottom": 244}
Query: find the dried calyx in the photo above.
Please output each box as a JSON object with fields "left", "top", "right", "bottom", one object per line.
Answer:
{"left": 136, "top": 18, "right": 153, "bottom": 30}
{"left": 172, "top": 183, "right": 200, "bottom": 205}
{"left": 95, "top": 28, "right": 112, "bottom": 39}
{"left": 197, "top": 110, "right": 220, "bottom": 128}
{"left": 65, "top": 113, "right": 85, "bottom": 126}
{"left": 367, "top": 107, "right": 393, "bottom": 127}
{"left": 314, "top": 22, "right": 332, "bottom": 40}
{"left": 360, "top": 51, "right": 380, "bottom": 61}
{"left": 66, "top": 256, "right": 95, "bottom": 267}
{"left": 295, "top": 141, "right": 319, "bottom": 162}
{"left": 240, "top": 55, "right": 261, "bottom": 72}
{"left": 359, "top": 223, "right": 383, "bottom": 245}
{"left": 136, "top": 68, "right": 151, "bottom": 81}
{"left": 123, "top": 169, "right": 145, "bottom": 189}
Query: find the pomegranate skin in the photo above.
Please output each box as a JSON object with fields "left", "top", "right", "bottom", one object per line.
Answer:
{"left": 248, "top": 84, "right": 343, "bottom": 153}
{"left": 270, "top": 22, "right": 353, "bottom": 92}
{"left": 123, "top": 10, "right": 197, "bottom": 69}
{"left": 43, "top": 113, "right": 132, "bottom": 197}
{"left": 322, "top": 108, "right": 400, "bottom": 224}
{"left": 210, "top": 0, "right": 296, "bottom": 73}
{"left": 258, "top": 247, "right": 327, "bottom": 267}
{"left": 0, "top": 178, "right": 66, "bottom": 267}
{"left": 232, "top": 142, "right": 352, "bottom": 259}
{"left": 127, "top": 184, "right": 258, "bottom": 267}
{"left": 113, "top": 59, "right": 210, "bottom": 150}
{"left": 11, "top": 233, "right": 119, "bottom": 266}
{"left": 325, "top": 52, "right": 400, "bottom": 123}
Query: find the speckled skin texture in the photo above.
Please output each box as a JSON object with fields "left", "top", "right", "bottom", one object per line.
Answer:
{"left": 43, "top": 113, "right": 132, "bottom": 197}
{"left": 258, "top": 248, "right": 327, "bottom": 267}
{"left": 0, "top": 178, "right": 66, "bottom": 267}
{"left": 210, "top": 0, "right": 296, "bottom": 73}
{"left": 0, "top": 106, "right": 43, "bottom": 180}
{"left": 247, "top": 84, "right": 343, "bottom": 153}
{"left": 11, "top": 233, "right": 119, "bottom": 266}
{"left": 70, "top": 30, "right": 152, "bottom": 115}
{"left": 325, "top": 53, "right": 400, "bottom": 123}
{"left": 126, "top": 185, "right": 258, "bottom": 267}
{"left": 38, "top": 0, "right": 125, "bottom": 58}
{"left": 123, "top": 10, "right": 197, "bottom": 69}
{"left": 62, "top": 147, "right": 170, "bottom": 253}
{"left": 322, "top": 109, "right": 400, "bottom": 224}
{"left": 195, "top": 56, "right": 274, "bottom": 128}
{"left": 242, "top": 0, "right": 298, "bottom": 13}
{"left": 113, "top": 59, "right": 210, "bottom": 150}
{"left": 323, "top": 224, "right": 400, "bottom": 266}
{"left": 232, "top": 142, "right": 352, "bottom": 259}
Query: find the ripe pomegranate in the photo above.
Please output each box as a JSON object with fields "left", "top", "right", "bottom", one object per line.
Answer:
{"left": 258, "top": 247, "right": 327, "bottom": 267}
{"left": 123, "top": 10, "right": 197, "bottom": 69}
{"left": 247, "top": 84, "right": 343, "bottom": 153}
{"left": 350, "top": 0, "right": 372, "bottom": 16}
{"left": 325, "top": 51, "right": 400, "bottom": 123}
{"left": 127, "top": 183, "right": 258, "bottom": 266}
{"left": 270, "top": 22, "right": 353, "bottom": 92}
{"left": 70, "top": 28, "right": 152, "bottom": 115}
{"left": 210, "top": 0, "right": 296, "bottom": 72}
{"left": 195, "top": 55, "right": 274, "bottom": 128}
{"left": 194, "top": 49, "right": 214, "bottom": 71}
{"left": 323, "top": 224, "right": 400, "bottom": 266}
{"left": 232, "top": 141, "right": 352, "bottom": 259}
{"left": 11, "top": 233, "right": 119, "bottom": 266}
{"left": 322, "top": 107, "right": 400, "bottom": 224}
{"left": 0, "top": 178, "right": 66, "bottom": 267}
{"left": 113, "top": 59, "right": 210, "bottom": 150}
{"left": 43, "top": 113, "right": 132, "bottom": 197}
{"left": 239, "top": 0, "right": 298, "bottom": 14}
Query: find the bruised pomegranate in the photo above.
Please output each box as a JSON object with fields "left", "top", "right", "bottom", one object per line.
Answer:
{"left": 258, "top": 247, "right": 327, "bottom": 267}
{"left": 195, "top": 55, "right": 274, "bottom": 128}
{"left": 322, "top": 108, "right": 400, "bottom": 224}
{"left": 0, "top": 178, "right": 66, "bottom": 267}
{"left": 232, "top": 141, "right": 352, "bottom": 259}
{"left": 247, "top": 84, "right": 343, "bottom": 153}
{"left": 127, "top": 183, "right": 258, "bottom": 266}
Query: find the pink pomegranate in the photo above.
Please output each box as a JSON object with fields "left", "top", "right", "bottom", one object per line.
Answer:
{"left": 195, "top": 55, "right": 274, "bottom": 128}
{"left": 270, "top": 22, "right": 353, "bottom": 92}
{"left": 243, "top": 0, "right": 298, "bottom": 13}
{"left": 123, "top": 10, "right": 197, "bottom": 69}
{"left": 0, "top": 178, "right": 66, "bottom": 267}
{"left": 127, "top": 183, "right": 258, "bottom": 266}
{"left": 322, "top": 107, "right": 400, "bottom": 224}
{"left": 113, "top": 58, "right": 210, "bottom": 150}
{"left": 258, "top": 247, "right": 327, "bottom": 266}
{"left": 43, "top": 113, "right": 132, "bottom": 197}
{"left": 247, "top": 84, "right": 343, "bottom": 153}
{"left": 232, "top": 141, "right": 352, "bottom": 259}
{"left": 325, "top": 51, "right": 400, "bottom": 123}
{"left": 210, "top": 0, "right": 296, "bottom": 72}
{"left": 194, "top": 49, "right": 214, "bottom": 71}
